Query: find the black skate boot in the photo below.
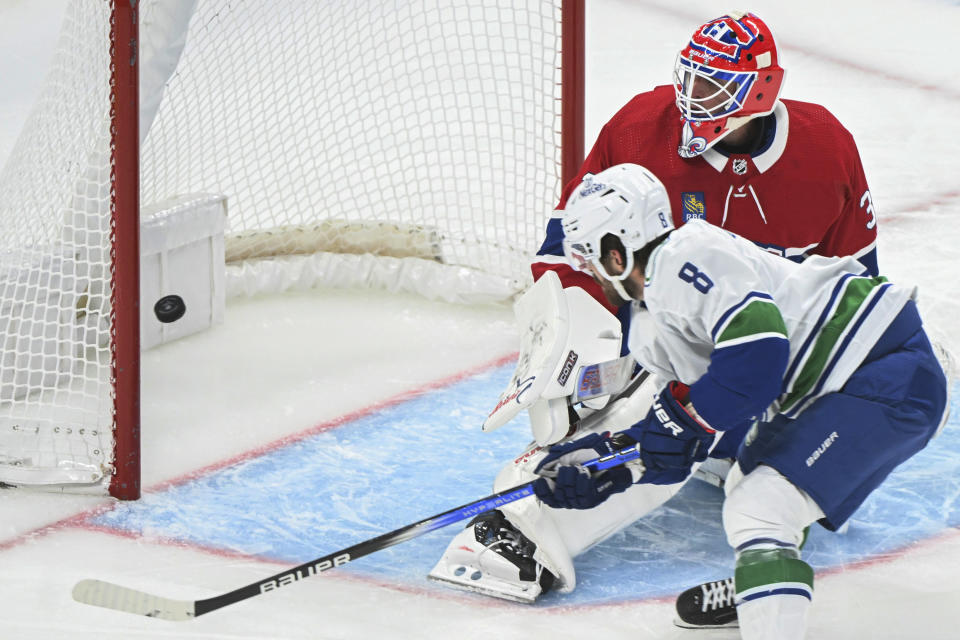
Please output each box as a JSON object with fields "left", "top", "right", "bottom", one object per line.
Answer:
{"left": 674, "top": 577, "right": 739, "bottom": 628}
{"left": 428, "top": 510, "right": 556, "bottom": 603}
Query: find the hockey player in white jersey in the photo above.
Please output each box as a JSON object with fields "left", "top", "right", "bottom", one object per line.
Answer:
{"left": 429, "top": 9, "right": 927, "bottom": 620}
{"left": 525, "top": 163, "right": 947, "bottom": 639}
{"left": 427, "top": 179, "right": 749, "bottom": 606}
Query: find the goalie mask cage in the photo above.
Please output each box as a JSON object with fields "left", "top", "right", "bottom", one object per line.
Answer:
{"left": 0, "top": 0, "right": 584, "bottom": 499}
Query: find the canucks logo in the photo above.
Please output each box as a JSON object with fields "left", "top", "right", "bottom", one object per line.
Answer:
{"left": 681, "top": 192, "right": 706, "bottom": 222}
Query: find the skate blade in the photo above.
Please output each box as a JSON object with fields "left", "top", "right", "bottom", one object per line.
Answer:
{"left": 427, "top": 572, "right": 539, "bottom": 604}
{"left": 672, "top": 616, "right": 739, "bottom": 630}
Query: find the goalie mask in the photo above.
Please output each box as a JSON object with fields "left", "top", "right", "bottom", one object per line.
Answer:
{"left": 561, "top": 164, "right": 673, "bottom": 297}
{"left": 674, "top": 12, "right": 785, "bottom": 158}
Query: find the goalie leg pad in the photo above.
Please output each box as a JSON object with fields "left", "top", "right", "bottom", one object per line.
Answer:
{"left": 492, "top": 446, "right": 577, "bottom": 594}
{"left": 495, "top": 455, "right": 687, "bottom": 593}
{"left": 485, "top": 374, "right": 688, "bottom": 594}
{"left": 548, "top": 480, "right": 685, "bottom": 557}
{"left": 486, "top": 380, "right": 663, "bottom": 593}
{"left": 436, "top": 371, "right": 697, "bottom": 601}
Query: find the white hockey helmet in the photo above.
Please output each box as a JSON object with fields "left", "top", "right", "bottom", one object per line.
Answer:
{"left": 561, "top": 163, "right": 673, "bottom": 282}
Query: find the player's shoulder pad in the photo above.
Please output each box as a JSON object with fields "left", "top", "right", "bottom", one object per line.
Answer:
{"left": 643, "top": 222, "right": 746, "bottom": 300}
{"left": 643, "top": 221, "right": 711, "bottom": 280}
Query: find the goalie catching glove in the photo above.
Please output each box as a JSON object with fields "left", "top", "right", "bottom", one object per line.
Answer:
{"left": 532, "top": 382, "right": 717, "bottom": 509}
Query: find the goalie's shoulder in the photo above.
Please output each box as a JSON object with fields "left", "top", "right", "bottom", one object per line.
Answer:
{"left": 780, "top": 98, "right": 861, "bottom": 159}
{"left": 604, "top": 85, "right": 678, "bottom": 133}
{"left": 781, "top": 98, "right": 847, "bottom": 131}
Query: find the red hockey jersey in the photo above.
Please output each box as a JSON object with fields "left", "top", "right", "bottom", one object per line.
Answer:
{"left": 536, "top": 85, "right": 878, "bottom": 312}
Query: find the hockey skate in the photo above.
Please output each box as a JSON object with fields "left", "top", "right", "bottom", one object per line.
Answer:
{"left": 428, "top": 510, "right": 555, "bottom": 604}
{"left": 674, "top": 577, "right": 739, "bottom": 629}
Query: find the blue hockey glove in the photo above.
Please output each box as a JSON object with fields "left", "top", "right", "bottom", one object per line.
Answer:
{"left": 625, "top": 382, "right": 716, "bottom": 485}
{"left": 532, "top": 432, "right": 637, "bottom": 509}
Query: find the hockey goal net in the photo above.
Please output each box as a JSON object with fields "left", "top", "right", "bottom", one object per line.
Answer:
{"left": 0, "top": 0, "right": 583, "bottom": 498}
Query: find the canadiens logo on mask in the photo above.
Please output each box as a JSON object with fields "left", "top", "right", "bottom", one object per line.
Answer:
{"left": 679, "top": 120, "right": 708, "bottom": 159}
{"left": 673, "top": 12, "right": 785, "bottom": 158}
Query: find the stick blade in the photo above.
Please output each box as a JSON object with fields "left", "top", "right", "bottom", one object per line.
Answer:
{"left": 72, "top": 579, "right": 196, "bottom": 621}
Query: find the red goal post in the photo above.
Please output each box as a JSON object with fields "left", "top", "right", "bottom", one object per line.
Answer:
{"left": 0, "top": 0, "right": 585, "bottom": 499}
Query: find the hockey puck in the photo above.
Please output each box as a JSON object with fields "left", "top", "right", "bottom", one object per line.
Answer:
{"left": 154, "top": 294, "right": 186, "bottom": 323}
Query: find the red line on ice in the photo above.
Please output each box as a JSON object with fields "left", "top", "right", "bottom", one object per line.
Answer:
{"left": 0, "top": 352, "right": 517, "bottom": 554}
{"left": 143, "top": 351, "right": 518, "bottom": 494}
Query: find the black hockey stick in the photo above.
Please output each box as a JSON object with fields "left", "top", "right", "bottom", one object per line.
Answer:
{"left": 72, "top": 444, "right": 641, "bottom": 620}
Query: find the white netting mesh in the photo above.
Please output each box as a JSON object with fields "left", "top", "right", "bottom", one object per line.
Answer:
{"left": 142, "top": 0, "right": 562, "bottom": 300}
{"left": 0, "top": 0, "right": 566, "bottom": 490}
{"left": 0, "top": 1, "right": 113, "bottom": 487}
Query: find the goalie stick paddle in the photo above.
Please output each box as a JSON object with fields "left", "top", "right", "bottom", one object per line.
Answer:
{"left": 72, "top": 444, "right": 641, "bottom": 620}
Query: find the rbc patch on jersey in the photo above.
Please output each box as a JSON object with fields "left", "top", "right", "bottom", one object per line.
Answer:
{"left": 681, "top": 192, "right": 707, "bottom": 222}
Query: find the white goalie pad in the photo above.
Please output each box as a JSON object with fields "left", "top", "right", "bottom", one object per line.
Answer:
{"left": 488, "top": 371, "right": 682, "bottom": 594}
{"left": 482, "top": 270, "right": 623, "bottom": 433}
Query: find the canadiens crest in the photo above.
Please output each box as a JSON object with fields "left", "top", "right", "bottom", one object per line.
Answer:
{"left": 681, "top": 191, "right": 706, "bottom": 222}
{"left": 690, "top": 15, "right": 759, "bottom": 64}
{"left": 679, "top": 120, "right": 707, "bottom": 158}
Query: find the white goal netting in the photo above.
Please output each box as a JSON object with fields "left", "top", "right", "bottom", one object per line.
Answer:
{"left": 0, "top": 0, "right": 572, "bottom": 493}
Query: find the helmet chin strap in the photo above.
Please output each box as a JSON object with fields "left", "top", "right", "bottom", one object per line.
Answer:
{"left": 596, "top": 250, "right": 637, "bottom": 302}
{"left": 610, "top": 278, "right": 635, "bottom": 302}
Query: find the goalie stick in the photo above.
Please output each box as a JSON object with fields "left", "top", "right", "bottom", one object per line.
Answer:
{"left": 72, "top": 444, "right": 642, "bottom": 620}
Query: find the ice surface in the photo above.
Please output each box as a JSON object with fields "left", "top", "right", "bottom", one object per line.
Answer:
{"left": 1, "top": 1, "right": 959, "bottom": 638}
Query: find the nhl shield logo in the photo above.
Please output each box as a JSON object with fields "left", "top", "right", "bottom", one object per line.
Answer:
{"left": 732, "top": 158, "right": 748, "bottom": 175}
